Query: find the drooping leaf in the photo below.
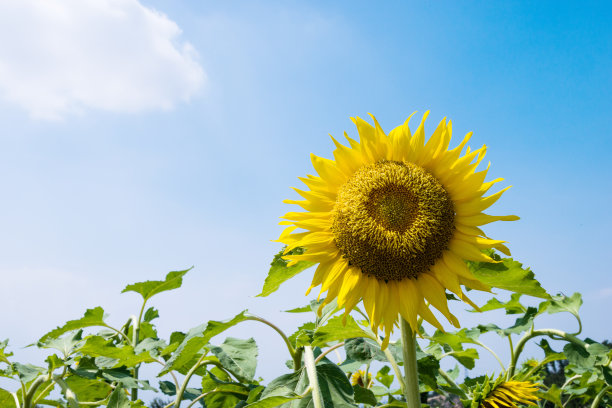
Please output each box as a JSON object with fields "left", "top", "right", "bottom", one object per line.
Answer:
{"left": 447, "top": 348, "right": 479, "bottom": 370}
{"left": 122, "top": 268, "right": 192, "bottom": 302}
{"left": 160, "top": 311, "right": 250, "bottom": 375}
{"left": 40, "top": 307, "right": 107, "bottom": 342}
{"left": 467, "top": 253, "right": 549, "bottom": 299}
{"left": 417, "top": 354, "right": 440, "bottom": 390}
{"left": 288, "top": 322, "right": 315, "bottom": 349}
{"left": 201, "top": 371, "right": 251, "bottom": 407}
{"left": 257, "top": 248, "right": 314, "bottom": 297}
{"left": 101, "top": 368, "right": 155, "bottom": 391}
{"left": 211, "top": 337, "right": 258, "bottom": 382}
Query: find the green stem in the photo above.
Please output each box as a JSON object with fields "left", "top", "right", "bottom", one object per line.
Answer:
{"left": 473, "top": 340, "right": 506, "bottom": 371}
{"left": 23, "top": 374, "right": 50, "bottom": 408}
{"left": 174, "top": 354, "right": 206, "bottom": 408}
{"left": 10, "top": 392, "right": 20, "bottom": 408}
{"left": 507, "top": 329, "right": 586, "bottom": 379}
{"left": 591, "top": 385, "right": 611, "bottom": 408}
{"left": 400, "top": 318, "right": 420, "bottom": 408}
{"left": 53, "top": 377, "right": 79, "bottom": 408}
{"left": 245, "top": 315, "right": 300, "bottom": 370}
{"left": 314, "top": 342, "right": 344, "bottom": 365}
{"left": 437, "top": 368, "right": 466, "bottom": 398}
{"left": 131, "top": 314, "right": 141, "bottom": 401}
{"left": 304, "top": 346, "right": 323, "bottom": 408}
{"left": 373, "top": 333, "right": 405, "bottom": 392}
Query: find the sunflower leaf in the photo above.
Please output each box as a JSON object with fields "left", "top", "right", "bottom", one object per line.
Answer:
{"left": 467, "top": 253, "right": 549, "bottom": 299}
{"left": 122, "top": 268, "right": 192, "bottom": 302}
{"left": 39, "top": 307, "right": 107, "bottom": 342}
{"left": 160, "top": 310, "right": 250, "bottom": 375}
{"left": 312, "top": 315, "right": 372, "bottom": 347}
{"left": 257, "top": 247, "right": 314, "bottom": 297}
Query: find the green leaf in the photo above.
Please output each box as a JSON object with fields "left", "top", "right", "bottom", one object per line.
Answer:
{"left": 107, "top": 386, "right": 130, "bottom": 408}
{"left": 102, "top": 368, "right": 155, "bottom": 391}
{"left": 13, "top": 363, "right": 44, "bottom": 383}
{"left": 244, "top": 383, "right": 301, "bottom": 408}
{"left": 448, "top": 348, "right": 479, "bottom": 370}
{"left": 0, "top": 388, "right": 16, "bottom": 408}
{"left": 352, "top": 385, "right": 377, "bottom": 406}
{"left": 158, "top": 380, "right": 201, "bottom": 401}
{"left": 538, "top": 384, "right": 563, "bottom": 407}
{"left": 39, "top": 330, "right": 84, "bottom": 357}
{"left": 211, "top": 337, "right": 258, "bottom": 382}
{"left": 563, "top": 343, "right": 595, "bottom": 369}
{"left": 39, "top": 307, "right": 107, "bottom": 342}
{"left": 288, "top": 322, "right": 315, "bottom": 349}
{"left": 344, "top": 338, "right": 378, "bottom": 364}
{"left": 375, "top": 366, "right": 393, "bottom": 389}
{"left": 502, "top": 307, "right": 538, "bottom": 334}
{"left": 257, "top": 248, "right": 314, "bottom": 297}
{"left": 312, "top": 315, "right": 371, "bottom": 347}
{"left": 539, "top": 293, "right": 583, "bottom": 333}
{"left": 201, "top": 372, "right": 250, "bottom": 407}
{"left": 467, "top": 253, "right": 549, "bottom": 299}
{"left": 473, "top": 293, "right": 526, "bottom": 314}
{"left": 122, "top": 268, "right": 192, "bottom": 302}
{"left": 77, "top": 336, "right": 155, "bottom": 368}
{"left": 143, "top": 307, "right": 160, "bottom": 322}
{"left": 160, "top": 311, "right": 250, "bottom": 375}
{"left": 65, "top": 375, "right": 112, "bottom": 403}
{"left": 417, "top": 354, "right": 440, "bottom": 390}
{"left": 262, "top": 362, "right": 355, "bottom": 408}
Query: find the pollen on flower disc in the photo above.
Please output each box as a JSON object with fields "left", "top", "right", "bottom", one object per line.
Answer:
{"left": 331, "top": 160, "right": 455, "bottom": 281}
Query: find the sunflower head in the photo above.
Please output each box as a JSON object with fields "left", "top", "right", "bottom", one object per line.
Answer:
{"left": 468, "top": 376, "right": 539, "bottom": 408}
{"left": 278, "top": 112, "right": 518, "bottom": 345}
{"left": 349, "top": 370, "right": 373, "bottom": 389}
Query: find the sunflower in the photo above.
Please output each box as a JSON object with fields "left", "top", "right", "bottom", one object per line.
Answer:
{"left": 278, "top": 112, "right": 517, "bottom": 346}
{"left": 350, "top": 370, "right": 373, "bottom": 388}
{"left": 481, "top": 381, "right": 539, "bottom": 408}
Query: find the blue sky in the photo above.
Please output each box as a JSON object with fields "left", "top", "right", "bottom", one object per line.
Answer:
{"left": 1, "top": 0, "right": 610, "bottom": 392}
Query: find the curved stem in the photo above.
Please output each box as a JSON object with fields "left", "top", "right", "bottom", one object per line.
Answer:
{"left": 31, "top": 380, "right": 55, "bottom": 407}
{"left": 174, "top": 354, "right": 206, "bottom": 408}
{"left": 437, "top": 368, "right": 466, "bottom": 398}
{"left": 400, "top": 318, "right": 420, "bottom": 408}
{"left": 304, "top": 346, "right": 323, "bottom": 408}
{"left": 53, "top": 377, "right": 79, "bottom": 408}
{"left": 11, "top": 392, "right": 20, "bottom": 408}
{"left": 507, "top": 329, "right": 586, "bottom": 379}
{"left": 102, "top": 324, "right": 132, "bottom": 345}
{"left": 314, "top": 342, "right": 344, "bottom": 365}
{"left": 473, "top": 340, "right": 506, "bottom": 371}
{"left": 23, "top": 374, "right": 50, "bottom": 408}
{"left": 373, "top": 334, "right": 405, "bottom": 392}
{"left": 245, "top": 315, "right": 299, "bottom": 370}
{"left": 591, "top": 385, "right": 611, "bottom": 408}
{"left": 507, "top": 335, "right": 514, "bottom": 358}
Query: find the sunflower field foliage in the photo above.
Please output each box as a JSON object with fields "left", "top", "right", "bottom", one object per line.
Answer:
{"left": 1, "top": 115, "right": 611, "bottom": 407}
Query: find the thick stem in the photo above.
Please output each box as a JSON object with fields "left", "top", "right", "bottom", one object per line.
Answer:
{"left": 591, "top": 385, "right": 610, "bottom": 408}
{"left": 507, "top": 329, "right": 586, "bottom": 379}
{"left": 304, "top": 346, "right": 324, "bottom": 408}
{"left": 23, "top": 374, "right": 50, "bottom": 408}
{"left": 400, "top": 318, "right": 420, "bottom": 408}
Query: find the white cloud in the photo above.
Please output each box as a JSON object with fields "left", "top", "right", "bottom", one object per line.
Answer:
{"left": 0, "top": 0, "right": 205, "bottom": 120}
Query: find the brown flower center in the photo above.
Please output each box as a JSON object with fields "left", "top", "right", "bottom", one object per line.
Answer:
{"left": 331, "top": 160, "right": 455, "bottom": 281}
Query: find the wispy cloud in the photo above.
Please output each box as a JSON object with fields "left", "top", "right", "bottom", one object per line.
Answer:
{"left": 0, "top": 0, "right": 205, "bottom": 120}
